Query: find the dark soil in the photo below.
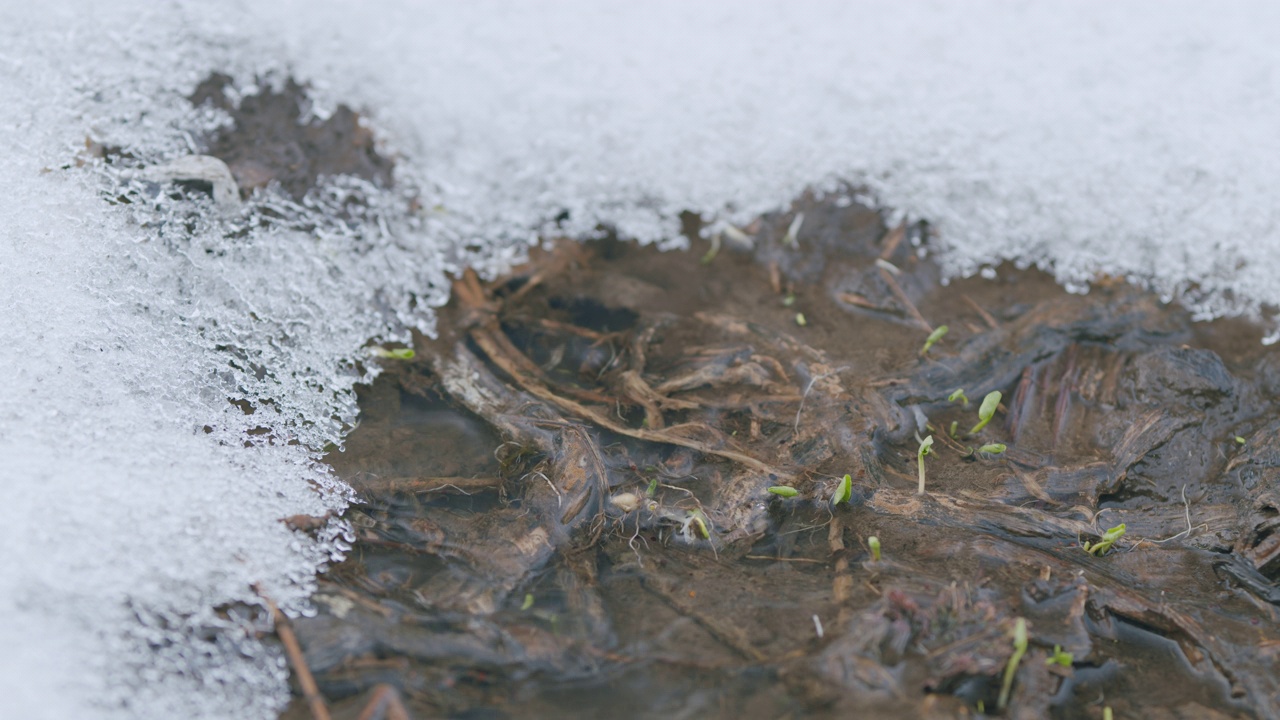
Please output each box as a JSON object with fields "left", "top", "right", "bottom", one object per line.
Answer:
{"left": 189, "top": 73, "right": 394, "bottom": 200}
{"left": 281, "top": 193, "right": 1280, "bottom": 719}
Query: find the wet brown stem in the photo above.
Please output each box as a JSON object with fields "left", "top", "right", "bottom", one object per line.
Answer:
{"left": 355, "top": 684, "right": 411, "bottom": 720}
{"left": 258, "top": 588, "right": 331, "bottom": 720}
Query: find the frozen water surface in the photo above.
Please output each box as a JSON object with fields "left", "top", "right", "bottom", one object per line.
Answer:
{"left": 2, "top": 1, "right": 1279, "bottom": 717}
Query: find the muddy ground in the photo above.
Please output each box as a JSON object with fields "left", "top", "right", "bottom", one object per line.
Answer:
{"left": 278, "top": 193, "right": 1280, "bottom": 720}
{"left": 122, "top": 72, "right": 1280, "bottom": 720}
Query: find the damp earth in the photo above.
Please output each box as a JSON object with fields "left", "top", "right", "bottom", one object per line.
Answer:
{"left": 275, "top": 193, "right": 1280, "bottom": 719}
{"left": 96, "top": 69, "right": 1280, "bottom": 720}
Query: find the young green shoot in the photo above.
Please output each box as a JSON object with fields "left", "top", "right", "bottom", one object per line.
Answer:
{"left": 1235, "top": 435, "right": 1247, "bottom": 445}
{"left": 917, "top": 435, "right": 934, "bottom": 495}
{"left": 768, "top": 485, "right": 798, "bottom": 498}
{"left": 832, "top": 474, "right": 853, "bottom": 506}
{"left": 646, "top": 477, "right": 660, "bottom": 498}
{"left": 1083, "top": 523, "right": 1126, "bottom": 556}
{"left": 1103, "top": 707, "right": 1113, "bottom": 720}
{"left": 782, "top": 293, "right": 796, "bottom": 307}
{"left": 1046, "top": 645, "right": 1073, "bottom": 667}
{"left": 722, "top": 224, "right": 753, "bottom": 247}
{"left": 948, "top": 421, "right": 958, "bottom": 439}
{"left": 700, "top": 232, "right": 722, "bottom": 264}
{"left": 692, "top": 514, "right": 710, "bottom": 539}
{"left": 948, "top": 388, "right": 970, "bottom": 407}
{"left": 783, "top": 212, "right": 805, "bottom": 246}
{"left": 370, "top": 347, "right": 415, "bottom": 360}
{"left": 997, "top": 617, "right": 1028, "bottom": 711}
{"left": 684, "top": 509, "right": 711, "bottom": 540}
{"left": 520, "top": 593, "right": 535, "bottom": 611}
{"left": 978, "top": 443, "right": 1007, "bottom": 455}
{"left": 920, "top": 325, "right": 949, "bottom": 357}
{"left": 970, "top": 390, "right": 1002, "bottom": 435}
{"left": 868, "top": 536, "right": 881, "bottom": 562}
{"left": 795, "top": 312, "right": 807, "bottom": 327}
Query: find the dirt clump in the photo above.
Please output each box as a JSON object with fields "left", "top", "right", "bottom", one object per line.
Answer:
{"left": 190, "top": 72, "right": 394, "bottom": 200}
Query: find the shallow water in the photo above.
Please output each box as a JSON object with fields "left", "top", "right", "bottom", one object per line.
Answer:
{"left": 281, "top": 194, "right": 1279, "bottom": 719}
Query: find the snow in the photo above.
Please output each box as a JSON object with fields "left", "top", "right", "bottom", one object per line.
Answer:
{"left": 2, "top": 1, "right": 1279, "bottom": 717}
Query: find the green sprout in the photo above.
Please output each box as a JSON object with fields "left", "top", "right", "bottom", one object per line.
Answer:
{"left": 1046, "top": 645, "right": 1073, "bottom": 667}
{"left": 969, "top": 390, "right": 1002, "bottom": 435}
{"left": 782, "top": 293, "right": 796, "bottom": 307}
{"left": 700, "top": 232, "right": 722, "bottom": 264}
{"left": 997, "top": 617, "right": 1028, "bottom": 711}
{"left": 948, "top": 388, "right": 970, "bottom": 407}
{"left": 520, "top": 593, "right": 535, "bottom": 611}
{"left": 917, "top": 435, "right": 934, "bottom": 495}
{"left": 768, "top": 485, "right": 798, "bottom": 498}
{"left": 1083, "top": 523, "right": 1126, "bottom": 556}
{"left": 646, "top": 477, "right": 659, "bottom": 497}
{"left": 795, "top": 312, "right": 808, "bottom": 327}
{"left": 832, "top": 473, "right": 853, "bottom": 506}
{"left": 978, "top": 443, "right": 1007, "bottom": 455}
{"left": 370, "top": 347, "right": 415, "bottom": 360}
{"left": 868, "top": 536, "right": 881, "bottom": 562}
{"left": 949, "top": 421, "right": 958, "bottom": 438}
{"left": 783, "top": 212, "right": 805, "bottom": 246}
{"left": 1235, "top": 435, "right": 1247, "bottom": 445}
{"left": 920, "top": 325, "right": 949, "bottom": 356}
{"left": 685, "top": 509, "right": 711, "bottom": 540}
{"left": 1104, "top": 707, "right": 1114, "bottom": 720}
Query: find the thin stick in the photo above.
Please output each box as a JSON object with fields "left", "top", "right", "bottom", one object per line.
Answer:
{"left": 357, "top": 475, "right": 503, "bottom": 495}
{"left": 505, "top": 271, "right": 546, "bottom": 304}
{"left": 536, "top": 317, "right": 614, "bottom": 340}
{"left": 259, "top": 588, "right": 330, "bottom": 720}
{"left": 961, "top": 294, "right": 999, "bottom": 329}
{"left": 838, "top": 292, "right": 881, "bottom": 310}
{"left": 640, "top": 570, "right": 766, "bottom": 662}
{"left": 484, "top": 318, "right": 616, "bottom": 404}
{"left": 355, "top": 684, "right": 411, "bottom": 720}
{"left": 878, "top": 222, "right": 907, "bottom": 260}
{"left": 744, "top": 555, "right": 827, "bottom": 564}
{"left": 877, "top": 264, "right": 932, "bottom": 332}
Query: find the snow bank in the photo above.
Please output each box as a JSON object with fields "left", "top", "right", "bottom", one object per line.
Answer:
{"left": 2, "top": 1, "right": 1278, "bottom": 717}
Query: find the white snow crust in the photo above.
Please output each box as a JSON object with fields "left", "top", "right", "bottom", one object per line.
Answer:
{"left": 3, "top": 1, "right": 1279, "bottom": 717}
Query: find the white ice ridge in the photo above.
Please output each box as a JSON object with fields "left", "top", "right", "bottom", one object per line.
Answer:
{"left": 3, "top": 1, "right": 1280, "bottom": 718}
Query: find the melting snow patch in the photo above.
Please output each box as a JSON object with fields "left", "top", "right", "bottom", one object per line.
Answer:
{"left": 3, "top": 1, "right": 1280, "bottom": 717}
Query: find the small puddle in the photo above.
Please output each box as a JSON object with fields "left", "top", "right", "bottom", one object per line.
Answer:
{"left": 285, "top": 193, "right": 1278, "bottom": 719}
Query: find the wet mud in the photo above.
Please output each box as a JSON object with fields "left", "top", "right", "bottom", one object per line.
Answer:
{"left": 278, "top": 193, "right": 1280, "bottom": 719}
{"left": 189, "top": 72, "right": 394, "bottom": 200}
{"left": 88, "top": 72, "right": 398, "bottom": 232}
